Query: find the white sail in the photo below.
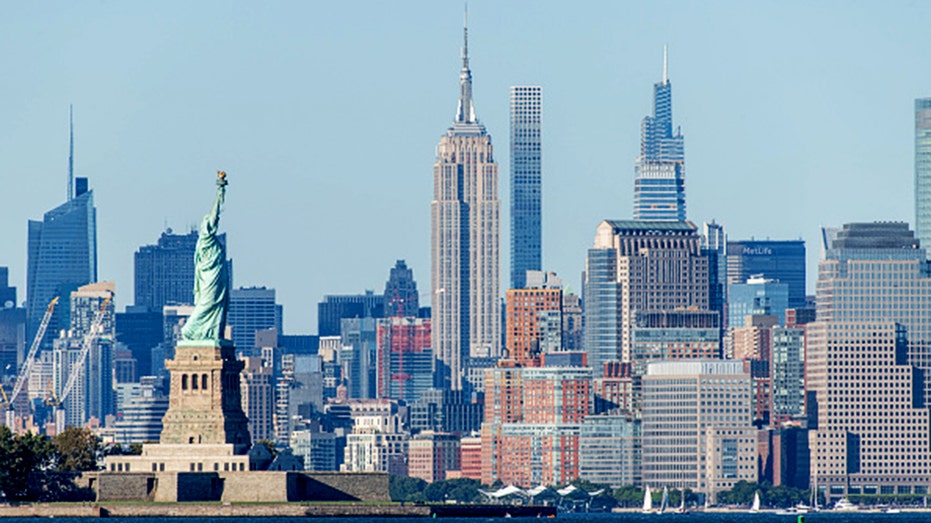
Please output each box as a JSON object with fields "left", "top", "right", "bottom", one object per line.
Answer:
{"left": 750, "top": 491, "right": 761, "bottom": 512}
{"left": 660, "top": 486, "right": 669, "bottom": 513}
{"left": 642, "top": 486, "right": 653, "bottom": 512}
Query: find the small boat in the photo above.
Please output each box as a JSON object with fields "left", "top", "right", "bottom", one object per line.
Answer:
{"left": 675, "top": 492, "right": 688, "bottom": 514}
{"left": 642, "top": 485, "right": 653, "bottom": 514}
{"left": 885, "top": 507, "right": 901, "bottom": 514}
{"left": 833, "top": 497, "right": 859, "bottom": 512}
{"left": 657, "top": 485, "right": 669, "bottom": 514}
{"left": 749, "top": 491, "right": 761, "bottom": 513}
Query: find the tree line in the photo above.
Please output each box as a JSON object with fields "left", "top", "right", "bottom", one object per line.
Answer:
{"left": 390, "top": 476, "right": 818, "bottom": 510}
{"left": 0, "top": 426, "right": 112, "bottom": 502}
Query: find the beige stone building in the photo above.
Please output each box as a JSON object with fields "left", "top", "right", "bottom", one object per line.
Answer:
{"left": 431, "top": 20, "right": 500, "bottom": 391}
{"left": 809, "top": 222, "right": 931, "bottom": 500}
{"left": 807, "top": 321, "right": 931, "bottom": 501}
{"left": 240, "top": 356, "right": 274, "bottom": 442}
{"left": 584, "top": 220, "right": 712, "bottom": 377}
{"left": 641, "top": 360, "right": 757, "bottom": 503}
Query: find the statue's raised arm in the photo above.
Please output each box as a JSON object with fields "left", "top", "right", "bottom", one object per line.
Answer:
{"left": 181, "top": 171, "right": 231, "bottom": 343}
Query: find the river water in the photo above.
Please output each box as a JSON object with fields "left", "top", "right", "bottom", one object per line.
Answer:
{"left": 1, "top": 512, "right": 925, "bottom": 522}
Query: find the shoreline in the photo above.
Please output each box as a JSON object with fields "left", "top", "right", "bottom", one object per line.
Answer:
{"left": 0, "top": 502, "right": 557, "bottom": 518}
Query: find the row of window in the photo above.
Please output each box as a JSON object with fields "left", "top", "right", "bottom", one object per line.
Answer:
{"left": 181, "top": 373, "right": 209, "bottom": 391}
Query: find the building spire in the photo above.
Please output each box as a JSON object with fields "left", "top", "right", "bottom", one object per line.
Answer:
{"left": 663, "top": 44, "right": 668, "bottom": 84}
{"left": 68, "top": 105, "right": 74, "bottom": 202}
{"left": 455, "top": 3, "right": 476, "bottom": 124}
{"left": 462, "top": 4, "right": 469, "bottom": 71}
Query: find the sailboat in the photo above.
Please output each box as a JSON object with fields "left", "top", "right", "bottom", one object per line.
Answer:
{"left": 659, "top": 486, "right": 669, "bottom": 514}
{"left": 642, "top": 486, "right": 653, "bottom": 514}
{"left": 749, "top": 491, "right": 761, "bottom": 513}
{"left": 675, "top": 491, "right": 688, "bottom": 514}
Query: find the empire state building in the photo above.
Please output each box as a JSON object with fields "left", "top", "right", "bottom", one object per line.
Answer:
{"left": 431, "top": 16, "right": 500, "bottom": 390}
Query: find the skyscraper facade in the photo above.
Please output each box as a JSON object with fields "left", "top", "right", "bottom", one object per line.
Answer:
{"left": 807, "top": 321, "right": 931, "bottom": 501}
{"left": 134, "top": 229, "right": 230, "bottom": 310}
{"left": 728, "top": 276, "right": 789, "bottom": 327}
{"left": 27, "top": 177, "right": 96, "bottom": 348}
{"left": 317, "top": 291, "right": 383, "bottom": 337}
{"left": 505, "top": 271, "right": 562, "bottom": 365}
{"left": 431, "top": 18, "right": 500, "bottom": 390}
{"left": 916, "top": 98, "right": 931, "bottom": 249}
{"left": 481, "top": 354, "right": 592, "bottom": 487}
{"left": 633, "top": 49, "right": 685, "bottom": 222}
{"left": 642, "top": 360, "right": 757, "bottom": 502}
{"left": 53, "top": 282, "right": 115, "bottom": 428}
{"left": 0, "top": 268, "right": 26, "bottom": 379}
{"left": 509, "top": 85, "right": 542, "bottom": 289}
{"left": 375, "top": 316, "right": 433, "bottom": 403}
{"left": 383, "top": 260, "right": 419, "bottom": 318}
{"left": 239, "top": 356, "right": 275, "bottom": 442}
{"left": 228, "top": 286, "right": 283, "bottom": 352}
{"left": 584, "top": 220, "right": 712, "bottom": 376}
{"left": 726, "top": 240, "right": 806, "bottom": 310}
{"left": 816, "top": 222, "right": 931, "bottom": 405}
{"left": 341, "top": 317, "right": 378, "bottom": 399}
{"left": 770, "top": 326, "right": 805, "bottom": 426}
{"left": 702, "top": 221, "right": 727, "bottom": 313}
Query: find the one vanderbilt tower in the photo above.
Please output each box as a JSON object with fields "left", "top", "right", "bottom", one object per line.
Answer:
{"left": 431, "top": 12, "right": 500, "bottom": 390}
{"left": 633, "top": 46, "right": 686, "bottom": 221}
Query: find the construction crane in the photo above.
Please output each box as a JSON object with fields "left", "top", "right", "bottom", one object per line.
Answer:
{"left": 7, "top": 297, "right": 59, "bottom": 412}
{"left": 57, "top": 296, "right": 112, "bottom": 411}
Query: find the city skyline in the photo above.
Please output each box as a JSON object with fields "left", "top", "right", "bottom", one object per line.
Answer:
{"left": 1, "top": 2, "right": 930, "bottom": 331}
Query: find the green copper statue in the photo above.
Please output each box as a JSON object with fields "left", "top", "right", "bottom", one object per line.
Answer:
{"left": 181, "top": 171, "right": 230, "bottom": 343}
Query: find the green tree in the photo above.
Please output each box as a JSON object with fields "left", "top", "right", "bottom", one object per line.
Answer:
{"left": 390, "top": 475, "right": 427, "bottom": 502}
{"left": 0, "top": 427, "right": 55, "bottom": 501}
{"left": 53, "top": 427, "right": 100, "bottom": 472}
{"left": 613, "top": 485, "right": 644, "bottom": 508}
{"left": 257, "top": 439, "right": 277, "bottom": 460}
{"left": 718, "top": 480, "right": 766, "bottom": 506}
{"left": 424, "top": 478, "right": 482, "bottom": 503}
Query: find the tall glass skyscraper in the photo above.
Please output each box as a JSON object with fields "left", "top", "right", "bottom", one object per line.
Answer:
{"left": 431, "top": 15, "right": 500, "bottom": 390}
{"left": 509, "top": 85, "right": 542, "bottom": 289}
{"left": 633, "top": 48, "right": 685, "bottom": 222}
{"left": 27, "top": 177, "right": 97, "bottom": 348}
{"left": 916, "top": 98, "right": 931, "bottom": 250}
{"left": 726, "top": 239, "right": 806, "bottom": 311}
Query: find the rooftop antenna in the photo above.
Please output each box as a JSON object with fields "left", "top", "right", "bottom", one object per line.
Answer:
{"left": 68, "top": 105, "right": 74, "bottom": 201}
{"left": 663, "top": 44, "right": 668, "bottom": 84}
{"left": 463, "top": 2, "right": 469, "bottom": 69}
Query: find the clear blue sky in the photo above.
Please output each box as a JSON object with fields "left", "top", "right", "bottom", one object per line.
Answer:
{"left": 1, "top": 1, "right": 929, "bottom": 333}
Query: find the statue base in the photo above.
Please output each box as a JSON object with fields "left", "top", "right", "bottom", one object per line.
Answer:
{"left": 159, "top": 340, "right": 251, "bottom": 454}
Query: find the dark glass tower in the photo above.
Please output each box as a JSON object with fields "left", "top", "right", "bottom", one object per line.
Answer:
{"left": 134, "top": 229, "right": 227, "bottom": 310}
{"left": 383, "top": 260, "right": 419, "bottom": 318}
{"left": 27, "top": 179, "right": 96, "bottom": 348}
{"left": 317, "top": 291, "right": 384, "bottom": 337}
{"left": 510, "top": 86, "right": 542, "bottom": 289}
{"left": 633, "top": 47, "right": 686, "bottom": 222}
{"left": 726, "top": 239, "right": 807, "bottom": 310}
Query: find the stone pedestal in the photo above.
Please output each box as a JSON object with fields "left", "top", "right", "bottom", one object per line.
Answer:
{"left": 159, "top": 340, "right": 251, "bottom": 453}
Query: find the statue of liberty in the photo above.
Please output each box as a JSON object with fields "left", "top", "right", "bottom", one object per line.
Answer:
{"left": 181, "top": 171, "right": 230, "bottom": 343}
